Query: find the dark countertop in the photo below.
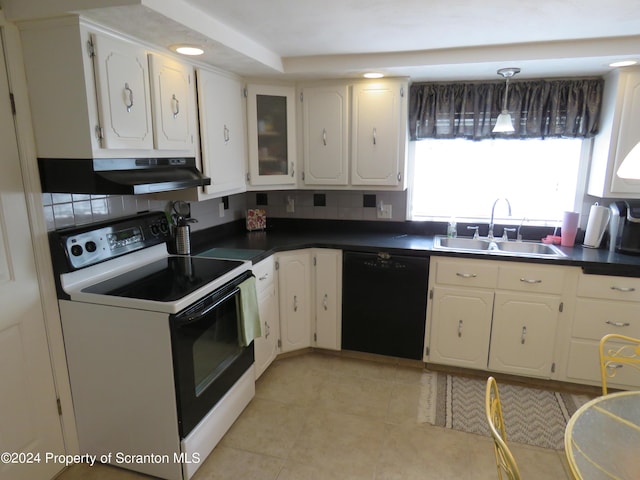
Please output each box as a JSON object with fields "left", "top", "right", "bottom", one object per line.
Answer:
{"left": 192, "top": 219, "right": 640, "bottom": 276}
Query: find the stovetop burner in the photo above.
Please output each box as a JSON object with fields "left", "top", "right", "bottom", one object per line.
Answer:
{"left": 82, "top": 256, "right": 245, "bottom": 302}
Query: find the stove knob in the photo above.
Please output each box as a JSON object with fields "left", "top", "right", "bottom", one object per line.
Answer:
{"left": 70, "top": 244, "right": 83, "bottom": 257}
{"left": 150, "top": 224, "right": 160, "bottom": 236}
{"left": 159, "top": 221, "right": 169, "bottom": 234}
{"left": 85, "top": 241, "right": 97, "bottom": 253}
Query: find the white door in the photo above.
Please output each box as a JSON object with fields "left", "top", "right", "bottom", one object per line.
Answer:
{"left": 197, "top": 69, "right": 247, "bottom": 196}
{"left": 0, "top": 34, "right": 65, "bottom": 480}
{"left": 429, "top": 287, "right": 494, "bottom": 369}
{"left": 351, "top": 82, "right": 402, "bottom": 186}
{"left": 92, "top": 33, "right": 153, "bottom": 150}
{"left": 313, "top": 249, "right": 342, "bottom": 350}
{"left": 149, "top": 53, "right": 196, "bottom": 152}
{"left": 277, "top": 251, "right": 311, "bottom": 353}
{"left": 489, "top": 292, "right": 559, "bottom": 378}
{"left": 302, "top": 86, "right": 349, "bottom": 185}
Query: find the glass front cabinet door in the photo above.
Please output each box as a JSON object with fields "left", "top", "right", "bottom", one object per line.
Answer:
{"left": 246, "top": 84, "right": 297, "bottom": 187}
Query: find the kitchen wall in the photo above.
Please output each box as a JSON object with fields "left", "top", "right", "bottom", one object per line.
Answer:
{"left": 43, "top": 189, "right": 409, "bottom": 232}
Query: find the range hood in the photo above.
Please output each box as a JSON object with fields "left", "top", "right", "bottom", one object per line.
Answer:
{"left": 38, "top": 157, "right": 211, "bottom": 195}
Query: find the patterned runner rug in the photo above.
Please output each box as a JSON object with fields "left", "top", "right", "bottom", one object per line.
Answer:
{"left": 425, "top": 373, "right": 593, "bottom": 450}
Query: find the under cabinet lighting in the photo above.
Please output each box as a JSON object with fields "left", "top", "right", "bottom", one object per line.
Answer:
{"left": 170, "top": 44, "right": 204, "bottom": 56}
{"left": 617, "top": 142, "right": 640, "bottom": 180}
{"left": 364, "top": 72, "right": 384, "bottom": 79}
{"left": 609, "top": 60, "right": 638, "bottom": 68}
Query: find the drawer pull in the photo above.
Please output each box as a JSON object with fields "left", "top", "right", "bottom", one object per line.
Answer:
{"left": 456, "top": 272, "right": 477, "bottom": 279}
{"left": 521, "top": 326, "right": 527, "bottom": 345}
{"left": 605, "top": 320, "right": 631, "bottom": 328}
{"left": 323, "top": 293, "right": 328, "bottom": 311}
{"left": 520, "top": 278, "right": 542, "bottom": 284}
{"left": 607, "top": 363, "right": 624, "bottom": 370}
{"left": 610, "top": 286, "right": 636, "bottom": 293}
{"left": 458, "top": 319, "right": 463, "bottom": 338}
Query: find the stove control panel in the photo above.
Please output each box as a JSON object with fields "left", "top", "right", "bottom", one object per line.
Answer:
{"left": 59, "top": 212, "right": 171, "bottom": 270}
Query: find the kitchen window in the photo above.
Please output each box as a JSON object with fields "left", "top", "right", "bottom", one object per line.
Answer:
{"left": 409, "top": 137, "right": 588, "bottom": 226}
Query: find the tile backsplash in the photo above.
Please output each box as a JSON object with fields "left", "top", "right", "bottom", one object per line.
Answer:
{"left": 44, "top": 189, "right": 408, "bottom": 232}
{"left": 246, "top": 190, "right": 408, "bottom": 222}
{"left": 43, "top": 193, "right": 171, "bottom": 231}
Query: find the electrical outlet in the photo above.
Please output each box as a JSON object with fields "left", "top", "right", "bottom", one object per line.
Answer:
{"left": 286, "top": 196, "right": 295, "bottom": 213}
{"left": 377, "top": 203, "right": 392, "bottom": 219}
{"left": 219, "top": 202, "right": 225, "bottom": 217}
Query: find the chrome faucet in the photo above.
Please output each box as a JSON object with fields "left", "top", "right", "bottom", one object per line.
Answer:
{"left": 517, "top": 217, "right": 528, "bottom": 241}
{"left": 488, "top": 198, "right": 512, "bottom": 240}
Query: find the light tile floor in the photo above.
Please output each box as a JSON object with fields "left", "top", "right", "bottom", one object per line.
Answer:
{"left": 55, "top": 351, "right": 572, "bottom": 480}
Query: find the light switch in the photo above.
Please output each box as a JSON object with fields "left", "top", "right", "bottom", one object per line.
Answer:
{"left": 377, "top": 204, "right": 392, "bottom": 219}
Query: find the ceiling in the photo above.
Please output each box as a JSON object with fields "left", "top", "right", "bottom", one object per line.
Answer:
{"left": 3, "top": 0, "right": 640, "bottom": 81}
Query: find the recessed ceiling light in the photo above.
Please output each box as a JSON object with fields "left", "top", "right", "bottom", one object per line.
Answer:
{"left": 363, "top": 72, "right": 384, "bottom": 79}
{"left": 171, "top": 45, "right": 204, "bottom": 56}
{"left": 609, "top": 60, "right": 637, "bottom": 68}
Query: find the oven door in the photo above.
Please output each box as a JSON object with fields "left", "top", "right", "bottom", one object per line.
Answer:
{"left": 170, "top": 270, "right": 254, "bottom": 438}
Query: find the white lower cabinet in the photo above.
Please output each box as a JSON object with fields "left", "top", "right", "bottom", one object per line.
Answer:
{"left": 488, "top": 292, "right": 560, "bottom": 378}
{"left": 252, "top": 256, "right": 280, "bottom": 379}
{"left": 275, "top": 249, "right": 342, "bottom": 354}
{"left": 312, "top": 249, "right": 342, "bottom": 350}
{"left": 427, "top": 257, "right": 570, "bottom": 379}
{"left": 429, "top": 286, "right": 494, "bottom": 369}
{"left": 276, "top": 250, "right": 313, "bottom": 353}
{"left": 564, "top": 273, "right": 640, "bottom": 389}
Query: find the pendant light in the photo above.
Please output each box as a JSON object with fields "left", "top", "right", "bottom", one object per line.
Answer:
{"left": 493, "top": 67, "right": 521, "bottom": 133}
{"left": 617, "top": 141, "right": 640, "bottom": 180}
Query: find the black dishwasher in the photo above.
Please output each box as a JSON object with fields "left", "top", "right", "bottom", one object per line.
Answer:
{"left": 342, "top": 251, "right": 429, "bottom": 360}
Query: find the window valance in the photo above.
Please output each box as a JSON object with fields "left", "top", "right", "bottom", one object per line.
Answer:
{"left": 409, "top": 78, "right": 604, "bottom": 141}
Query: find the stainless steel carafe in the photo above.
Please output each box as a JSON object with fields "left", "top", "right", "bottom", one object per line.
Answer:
{"left": 175, "top": 221, "right": 191, "bottom": 255}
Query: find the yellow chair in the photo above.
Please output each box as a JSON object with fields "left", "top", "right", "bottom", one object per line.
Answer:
{"left": 599, "top": 333, "right": 640, "bottom": 395}
{"left": 485, "top": 377, "right": 522, "bottom": 480}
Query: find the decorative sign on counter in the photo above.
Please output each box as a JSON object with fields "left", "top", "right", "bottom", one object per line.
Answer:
{"left": 246, "top": 209, "right": 266, "bottom": 231}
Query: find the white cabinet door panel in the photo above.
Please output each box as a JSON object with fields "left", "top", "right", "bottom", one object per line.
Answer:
{"left": 149, "top": 54, "right": 196, "bottom": 152}
{"left": 489, "top": 292, "right": 559, "bottom": 378}
{"left": 302, "top": 86, "right": 349, "bottom": 185}
{"left": 429, "top": 287, "right": 494, "bottom": 369}
{"left": 197, "top": 69, "right": 246, "bottom": 196}
{"left": 92, "top": 33, "right": 153, "bottom": 149}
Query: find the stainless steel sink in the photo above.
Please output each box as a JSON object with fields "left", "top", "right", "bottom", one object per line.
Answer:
{"left": 433, "top": 235, "right": 566, "bottom": 258}
{"left": 494, "top": 241, "right": 564, "bottom": 256}
{"left": 435, "top": 237, "right": 492, "bottom": 250}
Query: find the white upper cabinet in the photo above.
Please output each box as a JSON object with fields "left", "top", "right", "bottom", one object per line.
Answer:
{"left": 588, "top": 67, "right": 640, "bottom": 197}
{"left": 148, "top": 53, "right": 197, "bottom": 153}
{"left": 18, "top": 17, "right": 198, "bottom": 159}
{"left": 196, "top": 68, "right": 247, "bottom": 197}
{"left": 301, "top": 85, "right": 349, "bottom": 185}
{"left": 246, "top": 84, "right": 297, "bottom": 188}
{"left": 92, "top": 33, "right": 154, "bottom": 150}
{"left": 351, "top": 79, "right": 407, "bottom": 187}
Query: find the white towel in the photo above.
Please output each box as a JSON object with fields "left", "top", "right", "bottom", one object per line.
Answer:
{"left": 238, "top": 276, "right": 261, "bottom": 347}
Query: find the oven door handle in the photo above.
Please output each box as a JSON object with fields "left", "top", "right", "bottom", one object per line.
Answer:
{"left": 177, "top": 287, "right": 240, "bottom": 325}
